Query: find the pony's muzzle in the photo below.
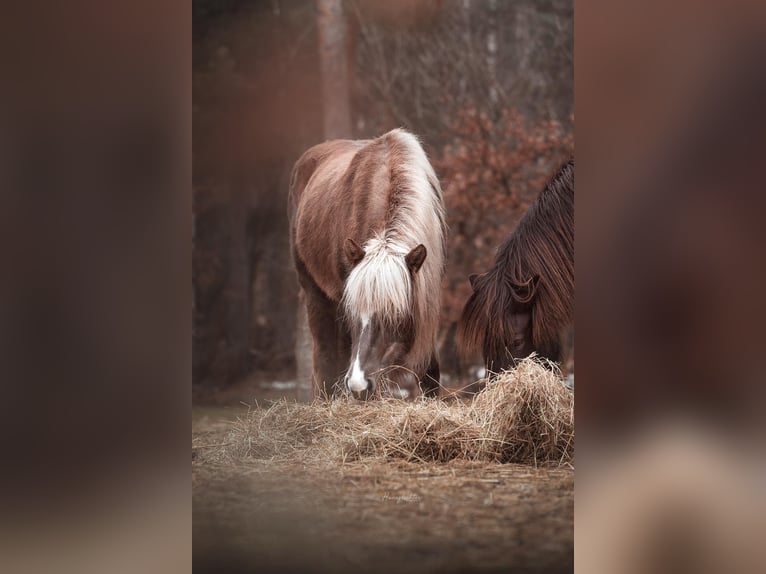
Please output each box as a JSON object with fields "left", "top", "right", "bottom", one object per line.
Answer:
{"left": 345, "top": 374, "right": 375, "bottom": 399}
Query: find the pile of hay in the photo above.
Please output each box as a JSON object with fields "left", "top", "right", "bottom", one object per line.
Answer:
{"left": 224, "top": 357, "right": 573, "bottom": 466}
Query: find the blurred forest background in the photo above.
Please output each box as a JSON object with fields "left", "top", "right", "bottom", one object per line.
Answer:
{"left": 192, "top": 0, "right": 573, "bottom": 394}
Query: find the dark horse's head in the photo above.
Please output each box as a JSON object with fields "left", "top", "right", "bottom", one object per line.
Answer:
{"left": 340, "top": 235, "right": 430, "bottom": 399}
{"left": 458, "top": 158, "right": 574, "bottom": 374}
{"left": 464, "top": 271, "right": 544, "bottom": 372}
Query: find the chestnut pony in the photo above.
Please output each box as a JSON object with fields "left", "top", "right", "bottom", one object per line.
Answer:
{"left": 289, "top": 129, "right": 446, "bottom": 399}
{"left": 458, "top": 158, "right": 574, "bottom": 376}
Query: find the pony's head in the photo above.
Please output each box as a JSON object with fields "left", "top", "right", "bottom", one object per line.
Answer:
{"left": 341, "top": 235, "right": 427, "bottom": 399}
{"left": 463, "top": 269, "right": 548, "bottom": 373}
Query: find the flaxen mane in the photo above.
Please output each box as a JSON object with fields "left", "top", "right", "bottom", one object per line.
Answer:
{"left": 458, "top": 158, "right": 574, "bottom": 363}
{"left": 341, "top": 129, "right": 447, "bottom": 374}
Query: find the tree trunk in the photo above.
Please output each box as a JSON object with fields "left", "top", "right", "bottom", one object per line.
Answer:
{"left": 487, "top": 0, "right": 498, "bottom": 104}
{"left": 293, "top": 0, "right": 353, "bottom": 402}
{"left": 295, "top": 291, "right": 314, "bottom": 402}
{"left": 317, "top": 0, "right": 352, "bottom": 139}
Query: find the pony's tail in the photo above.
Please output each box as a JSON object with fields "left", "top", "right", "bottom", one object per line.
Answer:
{"left": 456, "top": 267, "right": 516, "bottom": 363}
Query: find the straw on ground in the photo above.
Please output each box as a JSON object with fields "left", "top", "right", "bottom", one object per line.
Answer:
{"left": 207, "top": 356, "right": 573, "bottom": 466}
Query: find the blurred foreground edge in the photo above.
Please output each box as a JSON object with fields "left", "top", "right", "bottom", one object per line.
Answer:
{"left": 576, "top": 2, "right": 766, "bottom": 573}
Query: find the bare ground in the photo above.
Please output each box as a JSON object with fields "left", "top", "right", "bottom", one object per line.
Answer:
{"left": 193, "top": 406, "right": 573, "bottom": 574}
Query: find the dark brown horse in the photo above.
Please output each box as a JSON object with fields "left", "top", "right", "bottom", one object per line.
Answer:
{"left": 458, "top": 158, "right": 574, "bottom": 375}
{"left": 289, "top": 128, "right": 447, "bottom": 399}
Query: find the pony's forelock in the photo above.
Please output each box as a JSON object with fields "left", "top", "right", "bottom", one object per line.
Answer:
{"left": 342, "top": 235, "right": 414, "bottom": 323}
{"left": 457, "top": 266, "right": 514, "bottom": 359}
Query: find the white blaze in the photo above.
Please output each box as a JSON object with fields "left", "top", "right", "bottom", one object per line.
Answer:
{"left": 346, "top": 315, "right": 370, "bottom": 393}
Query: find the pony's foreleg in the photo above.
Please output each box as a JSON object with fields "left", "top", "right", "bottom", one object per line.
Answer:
{"left": 307, "top": 302, "right": 344, "bottom": 399}
{"left": 294, "top": 257, "right": 342, "bottom": 399}
{"left": 420, "top": 354, "right": 441, "bottom": 398}
{"left": 300, "top": 286, "right": 343, "bottom": 399}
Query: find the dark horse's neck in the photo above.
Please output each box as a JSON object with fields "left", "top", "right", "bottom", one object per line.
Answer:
{"left": 509, "top": 158, "right": 574, "bottom": 344}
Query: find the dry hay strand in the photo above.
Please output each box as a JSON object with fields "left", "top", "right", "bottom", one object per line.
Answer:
{"left": 223, "top": 356, "right": 573, "bottom": 466}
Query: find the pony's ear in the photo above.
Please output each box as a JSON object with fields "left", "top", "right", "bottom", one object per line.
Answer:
{"left": 469, "top": 273, "right": 480, "bottom": 291}
{"left": 343, "top": 238, "right": 365, "bottom": 267}
{"left": 405, "top": 244, "right": 427, "bottom": 273}
{"left": 511, "top": 275, "right": 540, "bottom": 304}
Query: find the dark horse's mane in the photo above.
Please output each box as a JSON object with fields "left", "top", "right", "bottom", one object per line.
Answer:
{"left": 458, "top": 158, "right": 574, "bottom": 364}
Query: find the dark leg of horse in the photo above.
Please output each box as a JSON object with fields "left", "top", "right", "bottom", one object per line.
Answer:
{"left": 303, "top": 292, "right": 345, "bottom": 399}
{"left": 420, "top": 354, "right": 441, "bottom": 398}
{"left": 307, "top": 304, "right": 342, "bottom": 398}
{"left": 295, "top": 260, "right": 343, "bottom": 399}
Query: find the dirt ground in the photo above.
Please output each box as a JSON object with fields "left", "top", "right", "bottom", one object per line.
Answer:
{"left": 193, "top": 402, "right": 574, "bottom": 574}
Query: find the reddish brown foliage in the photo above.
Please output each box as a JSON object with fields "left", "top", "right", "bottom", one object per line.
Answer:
{"left": 433, "top": 108, "right": 574, "bottom": 328}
